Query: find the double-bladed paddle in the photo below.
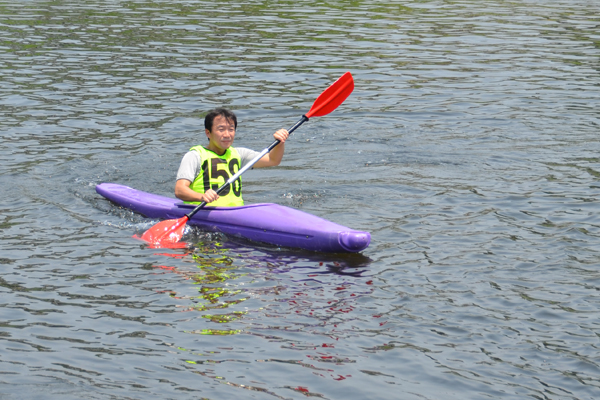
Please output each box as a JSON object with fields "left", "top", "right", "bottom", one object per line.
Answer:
{"left": 140, "top": 71, "right": 355, "bottom": 248}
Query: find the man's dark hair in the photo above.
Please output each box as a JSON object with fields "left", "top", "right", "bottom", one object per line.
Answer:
{"left": 204, "top": 108, "right": 237, "bottom": 132}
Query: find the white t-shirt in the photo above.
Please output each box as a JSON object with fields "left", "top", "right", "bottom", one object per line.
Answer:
{"left": 176, "top": 146, "right": 260, "bottom": 182}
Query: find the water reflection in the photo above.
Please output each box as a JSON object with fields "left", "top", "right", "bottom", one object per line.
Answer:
{"left": 151, "top": 236, "right": 372, "bottom": 338}
{"left": 148, "top": 236, "right": 377, "bottom": 397}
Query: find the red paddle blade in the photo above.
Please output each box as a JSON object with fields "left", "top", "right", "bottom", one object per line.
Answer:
{"left": 305, "top": 72, "right": 354, "bottom": 119}
{"left": 139, "top": 216, "right": 189, "bottom": 247}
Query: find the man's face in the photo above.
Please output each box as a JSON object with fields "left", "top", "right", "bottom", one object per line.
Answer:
{"left": 206, "top": 115, "right": 236, "bottom": 153}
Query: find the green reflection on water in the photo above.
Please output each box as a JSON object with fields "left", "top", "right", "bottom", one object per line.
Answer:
{"left": 168, "top": 240, "right": 252, "bottom": 335}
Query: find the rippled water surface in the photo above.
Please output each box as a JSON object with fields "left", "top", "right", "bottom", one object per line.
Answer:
{"left": 1, "top": 1, "right": 599, "bottom": 399}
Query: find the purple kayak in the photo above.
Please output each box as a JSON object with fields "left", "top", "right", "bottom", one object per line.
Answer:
{"left": 96, "top": 183, "right": 370, "bottom": 253}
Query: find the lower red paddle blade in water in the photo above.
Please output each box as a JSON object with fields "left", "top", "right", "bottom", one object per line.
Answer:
{"left": 139, "top": 216, "right": 189, "bottom": 248}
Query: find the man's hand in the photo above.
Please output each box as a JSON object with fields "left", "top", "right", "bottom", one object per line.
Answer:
{"left": 202, "top": 189, "right": 220, "bottom": 204}
{"left": 273, "top": 128, "right": 289, "bottom": 143}
{"left": 175, "top": 179, "right": 220, "bottom": 203}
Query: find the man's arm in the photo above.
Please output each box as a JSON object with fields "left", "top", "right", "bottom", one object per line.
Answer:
{"left": 253, "top": 129, "right": 289, "bottom": 168}
{"left": 174, "top": 151, "right": 220, "bottom": 204}
{"left": 175, "top": 179, "right": 220, "bottom": 204}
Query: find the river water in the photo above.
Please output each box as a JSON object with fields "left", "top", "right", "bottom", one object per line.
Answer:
{"left": 1, "top": 1, "right": 599, "bottom": 399}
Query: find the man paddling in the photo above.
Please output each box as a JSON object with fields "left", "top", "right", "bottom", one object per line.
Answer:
{"left": 175, "top": 108, "right": 289, "bottom": 206}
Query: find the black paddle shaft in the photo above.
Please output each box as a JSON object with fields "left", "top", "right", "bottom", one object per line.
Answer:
{"left": 186, "top": 115, "right": 310, "bottom": 219}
